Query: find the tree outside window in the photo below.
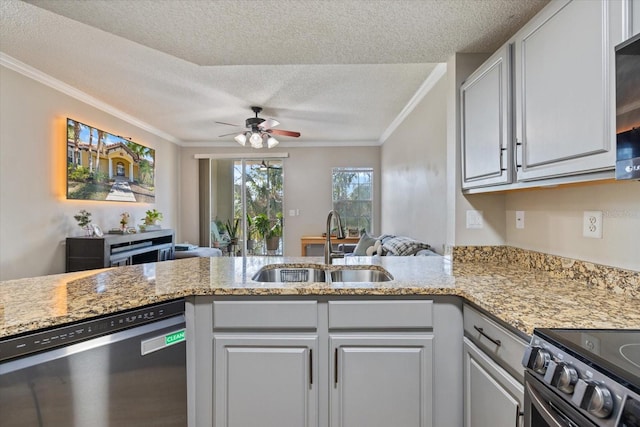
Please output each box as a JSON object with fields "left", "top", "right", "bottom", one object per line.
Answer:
{"left": 332, "top": 167, "right": 373, "bottom": 234}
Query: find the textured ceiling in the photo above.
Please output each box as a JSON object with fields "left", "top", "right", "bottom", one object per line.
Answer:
{"left": 1, "top": 0, "right": 548, "bottom": 146}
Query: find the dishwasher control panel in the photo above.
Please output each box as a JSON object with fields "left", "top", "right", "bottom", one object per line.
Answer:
{"left": 0, "top": 299, "right": 184, "bottom": 362}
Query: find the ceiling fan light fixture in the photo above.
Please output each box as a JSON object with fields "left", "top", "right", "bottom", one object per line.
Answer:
{"left": 249, "top": 131, "right": 263, "bottom": 148}
{"left": 234, "top": 133, "right": 247, "bottom": 146}
{"left": 267, "top": 136, "right": 279, "bottom": 148}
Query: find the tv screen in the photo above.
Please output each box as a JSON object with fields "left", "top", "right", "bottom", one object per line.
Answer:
{"left": 66, "top": 118, "right": 155, "bottom": 202}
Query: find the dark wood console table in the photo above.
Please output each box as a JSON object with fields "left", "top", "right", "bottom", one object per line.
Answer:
{"left": 66, "top": 229, "right": 175, "bottom": 272}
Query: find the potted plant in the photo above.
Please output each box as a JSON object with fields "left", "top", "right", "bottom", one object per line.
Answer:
{"left": 225, "top": 218, "right": 239, "bottom": 245}
{"left": 74, "top": 209, "right": 93, "bottom": 236}
{"left": 141, "top": 209, "right": 163, "bottom": 231}
{"left": 266, "top": 212, "right": 283, "bottom": 252}
{"left": 119, "top": 212, "right": 130, "bottom": 232}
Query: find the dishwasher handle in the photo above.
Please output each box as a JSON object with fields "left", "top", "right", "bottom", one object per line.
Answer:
{"left": 141, "top": 328, "right": 186, "bottom": 356}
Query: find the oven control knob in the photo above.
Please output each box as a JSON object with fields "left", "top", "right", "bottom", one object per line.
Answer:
{"left": 522, "top": 346, "right": 551, "bottom": 374}
{"left": 571, "top": 379, "right": 613, "bottom": 419}
{"left": 543, "top": 361, "right": 578, "bottom": 394}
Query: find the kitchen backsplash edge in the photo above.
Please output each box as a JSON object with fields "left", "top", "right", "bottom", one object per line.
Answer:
{"left": 446, "top": 246, "right": 639, "bottom": 298}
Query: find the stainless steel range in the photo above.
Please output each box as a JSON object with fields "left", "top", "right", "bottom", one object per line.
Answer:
{"left": 522, "top": 329, "right": 640, "bottom": 427}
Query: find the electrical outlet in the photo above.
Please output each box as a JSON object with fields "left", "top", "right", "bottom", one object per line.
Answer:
{"left": 583, "top": 211, "right": 603, "bottom": 239}
{"left": 515, "top": 211, "right": 525, "bottom": 229}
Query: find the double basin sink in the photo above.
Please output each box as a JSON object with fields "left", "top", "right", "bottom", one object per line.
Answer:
{"left": 252, "top": 264, "right": 393, "bottom": 283}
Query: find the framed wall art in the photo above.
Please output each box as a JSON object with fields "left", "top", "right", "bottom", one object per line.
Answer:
{"left": 66, "top": 118, "right": 155, "bottom": 202}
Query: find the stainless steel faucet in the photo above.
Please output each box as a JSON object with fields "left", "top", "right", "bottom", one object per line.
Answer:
{"left": 324, "top": 210, "right": 346, "bottom": 264}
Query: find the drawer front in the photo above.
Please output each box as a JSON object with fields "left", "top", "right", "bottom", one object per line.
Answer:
{"left": 213, "top": 300, "right": 318, "bottom": 330}
{"left": 329, "top": 300, "right": 433, "bottom": 329}
{"left": 463, "top": 305, "right": 527, "bottom": 382}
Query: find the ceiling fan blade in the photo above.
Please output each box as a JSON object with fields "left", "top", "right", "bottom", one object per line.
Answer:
{"left": 269, "top": 129, "right": 301, "bottom": 138}
{"left": 218, "top": 131, "right": 242, "bottom": 137}
{"left": 258, "top": 118, "right": 280, "bottom": 130}
{"left": 215, "top": 121, "right": 241, "bottom": 127}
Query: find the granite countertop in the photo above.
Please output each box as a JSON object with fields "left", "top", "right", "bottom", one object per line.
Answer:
{"left": 1, "top": 255, "right": 639, "bottom": 339}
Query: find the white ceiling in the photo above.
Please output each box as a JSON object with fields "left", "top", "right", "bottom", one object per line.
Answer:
{"left": 0, "top": 0, "right": 548, "bottom": 146}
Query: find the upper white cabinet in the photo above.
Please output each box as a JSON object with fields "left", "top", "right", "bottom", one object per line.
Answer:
{"left": 633, "top": 0, "right": 640, "bottom": 36}
{"left": 460, "top": 45, "right": 513, "bottom": 189}
{"left": 514, "top": 0, "right": 622, "bottom": 181}
{"left": 460, "top": 0, "right": 628, "bottom": 191}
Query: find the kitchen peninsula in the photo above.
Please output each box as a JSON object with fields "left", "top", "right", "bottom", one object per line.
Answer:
{"left": 1, "top": 253, "right": 638, "bottom": 427}
{"left": 2, "top": 254, "right": 638, "bottom": 338}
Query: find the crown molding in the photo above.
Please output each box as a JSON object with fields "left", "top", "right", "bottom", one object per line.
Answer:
{"left": 378, "top": 62, "right": 447, "bottom": 144}
{"left": 0, "top": 52, "right": 182, "bottom": 145}
{"left": 180, "top": 140, "right": 381, "bottom": 148}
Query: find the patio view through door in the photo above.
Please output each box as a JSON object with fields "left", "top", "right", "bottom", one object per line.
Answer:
{"left": 206, "top": 158, "right": 283, "bottom": 256}
{"left": 234, "top": 159, "right": 283, "bottom": 256}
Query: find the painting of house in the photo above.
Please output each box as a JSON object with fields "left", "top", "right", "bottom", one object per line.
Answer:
{"left": 66, "top": 118, "right": 155, "bottom": 203}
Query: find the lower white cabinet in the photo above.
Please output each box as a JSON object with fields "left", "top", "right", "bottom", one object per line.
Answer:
{"left": 330, "top": 334, "right": 433, "bottom": 427}
{"left": 191, "top": 297, "right": 453, "bottom": 427}
{"left": 463, "top": 338, "right": 523, "bottom": 427}
{"left": 213, "top": 334, "right": 318, "bottom": 427}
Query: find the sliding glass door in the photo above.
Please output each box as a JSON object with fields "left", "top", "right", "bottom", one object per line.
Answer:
{"left": 202, "top": 158, "right": 283, "bottom": 256}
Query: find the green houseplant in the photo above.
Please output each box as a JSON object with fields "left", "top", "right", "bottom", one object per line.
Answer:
{"left": 266, "top": 212, "right": 283, "bottom": 252}
{"left": 74, "top": 209, "right": 93, "bottom": 236}
{"left": 225, "top": 218, "right": 240, "bottom": 245}
{"left": 140, "top": 209, "right": 163, "bottom": 231}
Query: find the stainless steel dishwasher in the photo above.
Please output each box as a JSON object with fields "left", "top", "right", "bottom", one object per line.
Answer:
{"left": 0, "top": 299, "right": 187, "bottom": 427}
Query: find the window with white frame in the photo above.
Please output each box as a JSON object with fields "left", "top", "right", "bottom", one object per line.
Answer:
{"left": 331, "top": 167, "right": 373, "bottom": 234}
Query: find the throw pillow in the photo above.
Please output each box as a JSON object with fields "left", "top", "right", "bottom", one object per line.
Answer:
{"left": 382, "top": 236, "right": 431, "bottom": 256}
{"left": 353, "top": 233, "right": 378, "bottom": 256}
{"left": 365, "top": 239, "right": 382, "bottom": 256}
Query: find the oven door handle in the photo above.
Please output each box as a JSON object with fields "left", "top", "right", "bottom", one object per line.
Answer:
{"left": 526, "top": 380, "right": 567, "bottom": 427}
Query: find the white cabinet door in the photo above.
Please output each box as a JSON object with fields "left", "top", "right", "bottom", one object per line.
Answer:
{"left": 213, "top": 334, "right": 318, "bottom": 427}
{"left": 633, "top": 0, "right": 640, "bottom": 36}
{"left": 464, "top": 339, "right": 523, "bottom": 427}
{"left": 514, "top": 0, "right": 620, "bottom": 181}
{"left": 460, "top": 44, "right": 513, "bottom": 189}
{"left": 330, "top": 334, "right": 433, "bottom": 427}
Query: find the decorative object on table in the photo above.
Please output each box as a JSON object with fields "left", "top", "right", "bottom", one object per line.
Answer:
{"left": 347, "top": 228, "right": 360, "bottom": 238}
{"left": 73, "top": 209, "right": 93, "bottom": 236}
{"left": 119, "top": 212, "right": 130, "bottom": 231}
{"left": 91, "top": 224, "right": 104, "bottom": 237}
{"left": 140, "top": 208, "right": 163, "bottom": 231}
{"left": 66, "top": 118, "right": 156, "bottom": 203}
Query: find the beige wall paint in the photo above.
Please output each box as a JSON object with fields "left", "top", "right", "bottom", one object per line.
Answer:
{"left": 0, "top": 66, "right": 180, "bottom": 280}
{"left": 380, "top": 73, "right": 448, "bottom": 253}
{"left": 179, "top": 146, "right": 381, "bottom": 256}
{"left": 505, "top": 181, "right": 640, "bottom": 271}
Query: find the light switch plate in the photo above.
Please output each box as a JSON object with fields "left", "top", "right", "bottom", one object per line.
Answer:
{"left": 466, "top": 210, "right": 483, "bottom": 229}
{"left": 515, "top": 211, "right": 525, "bottom": 229}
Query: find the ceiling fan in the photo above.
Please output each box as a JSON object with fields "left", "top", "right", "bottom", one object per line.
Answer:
{"left": 217, "top": 106, "right": 301, "bottom": 149}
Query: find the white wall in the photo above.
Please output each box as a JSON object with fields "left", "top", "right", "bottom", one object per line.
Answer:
{"left": 380, "top": 72, "right": 448, "bottom": 253}
{"left": 0, "top": 66, "right": 180, "bottom": 280}
{"left": 179, "top": 146, "right": 381, "bottom": 256}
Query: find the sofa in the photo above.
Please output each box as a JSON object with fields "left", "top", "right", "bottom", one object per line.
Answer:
{"left": 340, "top": 234, "right": 438, "bottom": 257}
